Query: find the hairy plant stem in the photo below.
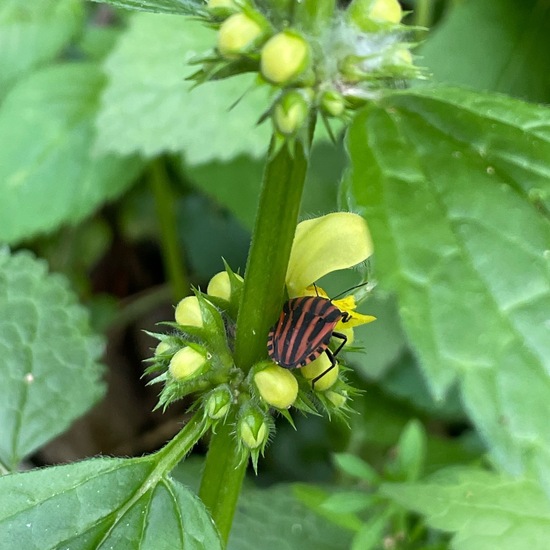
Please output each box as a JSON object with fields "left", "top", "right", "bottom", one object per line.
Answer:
{"left": 198, "top": 125, "right": 314, "bottom": 545}
{"left": 149, "top": 159, "right": 189, "bottom": 301}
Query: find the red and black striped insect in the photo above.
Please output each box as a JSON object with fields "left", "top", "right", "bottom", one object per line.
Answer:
{"left": 267, "top": 290, "right": 352, "bottom": 387}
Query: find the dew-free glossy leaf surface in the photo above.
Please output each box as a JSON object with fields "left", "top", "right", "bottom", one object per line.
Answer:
{"left": 420, "top": 0, "right": 550, "bottom": 102}
{"left": 228, "top": 484, "right": 353, "bottom": 550}
{"left": 0, "top": 63, "right": 142, "bottom": 244}
{"left": 0, "top": 0, "right": 82, "bottom": 95}
{"left": 0, "top": 249, "right": 105, "bottom": 470}
{"left": 96, "top": 14, "right": 271, "bottom": 164}
{"left": 382, "top": 468, "right": 550, "bottom": 550}
{"left": 344, "top": 87, "right": 550, "bottom": 479}
{"left": 0, "top": 457, "right": 222, "bottom": 549}
{"left": 92, "top": 0, "right": 203, "bottom": 15}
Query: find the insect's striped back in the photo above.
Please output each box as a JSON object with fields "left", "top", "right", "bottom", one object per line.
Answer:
{"left": 267, "top": 296, "right": 343, "bottom": 368}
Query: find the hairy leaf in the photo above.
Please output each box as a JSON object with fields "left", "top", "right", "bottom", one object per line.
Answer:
{"left": 0, "top": 249, "right": 105, "bottom": 470}
{"left": 344, "top": 86, "right": 550, "bottom": 479}
{"left": 96, "top": 14, "right": 271, "bottom": 165}
{"left": 420, "top": 0, "right": 550, "bottom": 102}
{"left": 382, "top": 468, "right": 550, "bottom": 550}
{"left": 0, "top": 63, "right": 142, "bottom": 244}
{"left": 92, "top": 0, "right": 204, "bottom": 15}
{"left": 0, "top": 457, "right": 222, "bottom": 549}
{"left": 0, "top": 0, "right": 83, "bottom": 96}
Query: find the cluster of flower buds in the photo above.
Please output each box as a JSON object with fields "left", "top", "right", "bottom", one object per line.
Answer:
{"left": 146, "top": 264, "right": 356, "bottom": 469}
{"left": 194, "top": 0, "right": 420, "bottom": 143}
{"left": 147, "top": 213, "right": 374, "bottom": 468}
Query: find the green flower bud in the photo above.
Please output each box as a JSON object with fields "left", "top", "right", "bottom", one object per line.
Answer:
{"left": 169, "top": 346, "right": 208, "bottom": 380}
{"left": 301, "top": 353, "right": 339, "bottom": 391}
{"left": 254, "top": 364, "right": 298, "bottom": 409}
{"left": 207, "top": 270, "right": 243, "bottom": 301}
{"left": 261, "top": 31, "right": 310, "bottom": 84}
{"left": 388, "top": 47, "right": 413, "bottom": 67}
{"left": 155, "top": 340, "right": 172, "bottom": 356}
{"left": 325, "top": 390, "right": 347, "bottom": 408}
{"left": 208, "top": 0, "right": 238, "bottom": 10}
{"left": 273, "top": 90, "right": 310, "bottom": 136}
{"left": 217, "top": 13, "right": 264, "bottom": 59}
{"left": 238, "top": 407, "right": 269, "bottom": 450}
{"left": 347, "top": 0, "right": 403, "bottom": 31}
{"left": 204, "top": 386, "right": 233, "bottom": 420}
{"left": 319, "top": 90, "right": 345, "bottom": 117}
{"left": 175, "top": 296, "right": 203, "bottom": 327}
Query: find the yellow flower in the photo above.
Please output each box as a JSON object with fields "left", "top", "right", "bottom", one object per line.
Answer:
{"left": 286, "top": 212, "right": 376, "bottom": 331}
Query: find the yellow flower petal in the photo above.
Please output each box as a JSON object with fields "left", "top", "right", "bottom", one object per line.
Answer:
{"left": 286, "top": 213, "right": 373, "bottom": 297}
{"left": 333, "top": 295, "right": 376, "bottom": 328}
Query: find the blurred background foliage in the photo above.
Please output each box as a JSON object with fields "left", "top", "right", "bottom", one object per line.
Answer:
{"left": 1, "top": 0, "right": 550, "bottom": 548}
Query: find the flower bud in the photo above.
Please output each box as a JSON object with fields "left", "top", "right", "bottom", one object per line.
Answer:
{"left": 325, "top": 390, "right": 347, "bottom": 408}
{"left": 175, "top": 296, "right": 203, "bottom": 327}
{"left": 339, "top": 327, "right": 355, "bottom": 347}
{"left": 347, "top": 0, "right": 403, "bottom": 31}
{"left": 238, "top": 407, "right": 269, "bottom": 450}
{"left": 388, "top": 47, "right": 413, "bottom": 67}
{"left": 320, "top": 90, "right": 346, "bottom": 117}
{"left": 273, "top": 90, "right": 310, "bottom": 137}
{"left": 207, "top": 0, "right": 238, "bottom": 10}
{"left": 254, "top": 364, "right": 298, "bottom": 409}
{"left": 204, "top": 385, "right": 233, "bottom": 420}
{"left": 207, "top": 271, "right": 243, "bottom": 301}
{"left": 169, "top": 346, "right": 208, "bottom": 380}
{"left": 217, "top": 13, "right": 264, "bottom": 59}
{"left": 301, "top": 353, "right": 339, "bottom": 391}
{"left": 155, "top": 340, "right": 172, "bottom": 356}
{"left": 261, "top": 31, "right": 310, "bottom": 84}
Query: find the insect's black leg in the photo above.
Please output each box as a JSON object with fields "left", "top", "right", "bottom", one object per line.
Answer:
{"left": 331, "top": 331, "right": 348, "bottom": 358}
{"left": 312, "top": 348, "right": 337, "bottom": 389}
{"left": 311, "top": 332, "right": 348, "bottom": 389}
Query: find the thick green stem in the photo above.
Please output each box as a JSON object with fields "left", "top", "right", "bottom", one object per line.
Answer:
{"left": 198, "top": 127, "right": 314, "bottom": 546}
{"left": 234, "top": 134, "right": 312, "bottom": 370}
{"left": 197, "top": 416, "right": 247, "bottom": 542}
{"left": 149, "top": 160, "right": 189, "bottom": 301}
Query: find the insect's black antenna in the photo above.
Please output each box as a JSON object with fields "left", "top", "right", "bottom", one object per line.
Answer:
{"left": 313, "top": 282, "right": 320, "bottom": 297}
{"left": 331, "top": 281, "right": 369, "bottom": 301}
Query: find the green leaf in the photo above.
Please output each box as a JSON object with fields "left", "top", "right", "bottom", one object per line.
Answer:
{"left": 388, "top": 420, "right": 427, "bottom": 482}
{"left": 381, "top": 468, "right": 550, "bottom": 550}
{"left": 344, "top": 87, "right": 550, "bottom": 478}
{"left": 0, "top": 63, "right": 142, "bottom": 244}
{"left": 0, "top": 0, "right": 83, "bottom": 96}
{"left": 420, "top": 0, "right": 550, "bottom": 102}
{"left": 0, "top": 249, "right": 105, "bottom": 470}
{"left": 333, "top": 453, "right": 379, "bottom": 484}
{"left": 228, "top": 483, "right": 353, "bottom": 550}
{"left": 0, "top": 457, "right": 222, "bottom": 549}
{"left": 92, "top": 0, "right": 204, "bottom": 15}
{"left": 96, "top": 14, "right": 272, "bottom": 165}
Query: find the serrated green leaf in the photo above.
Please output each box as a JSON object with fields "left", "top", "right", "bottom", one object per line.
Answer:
{"left": 0, "top": 456, "right": 222, "bottom": 549}
{"left": 344, "top": 87, "right": 550, "bottom": 477}
{"left": 381, "top": 468, "right": 550, "bottom": 550}
{"left": 0, "top": 249, "right": 105, "bottom": 470}
{"left": 0, "top": 63, "right": 142, "bottom": 244}
{"left": 419, "top": 0, "right": 550, "bottom": 102}
{"left": 96, "top": 13, "right": 272, "bottom": 165}
{"left": 0, "top": 0, "right": 83, "bottom": 96}
{"left": 92, "top": 0, "right": 204, "bottom": 15}
{"left": 228, "top": 484, "right": 353, "bottom": 549}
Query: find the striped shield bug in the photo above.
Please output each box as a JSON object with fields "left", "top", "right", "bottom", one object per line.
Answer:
{"left": 267, "top": 283, "right": 366, "bottom": 387}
